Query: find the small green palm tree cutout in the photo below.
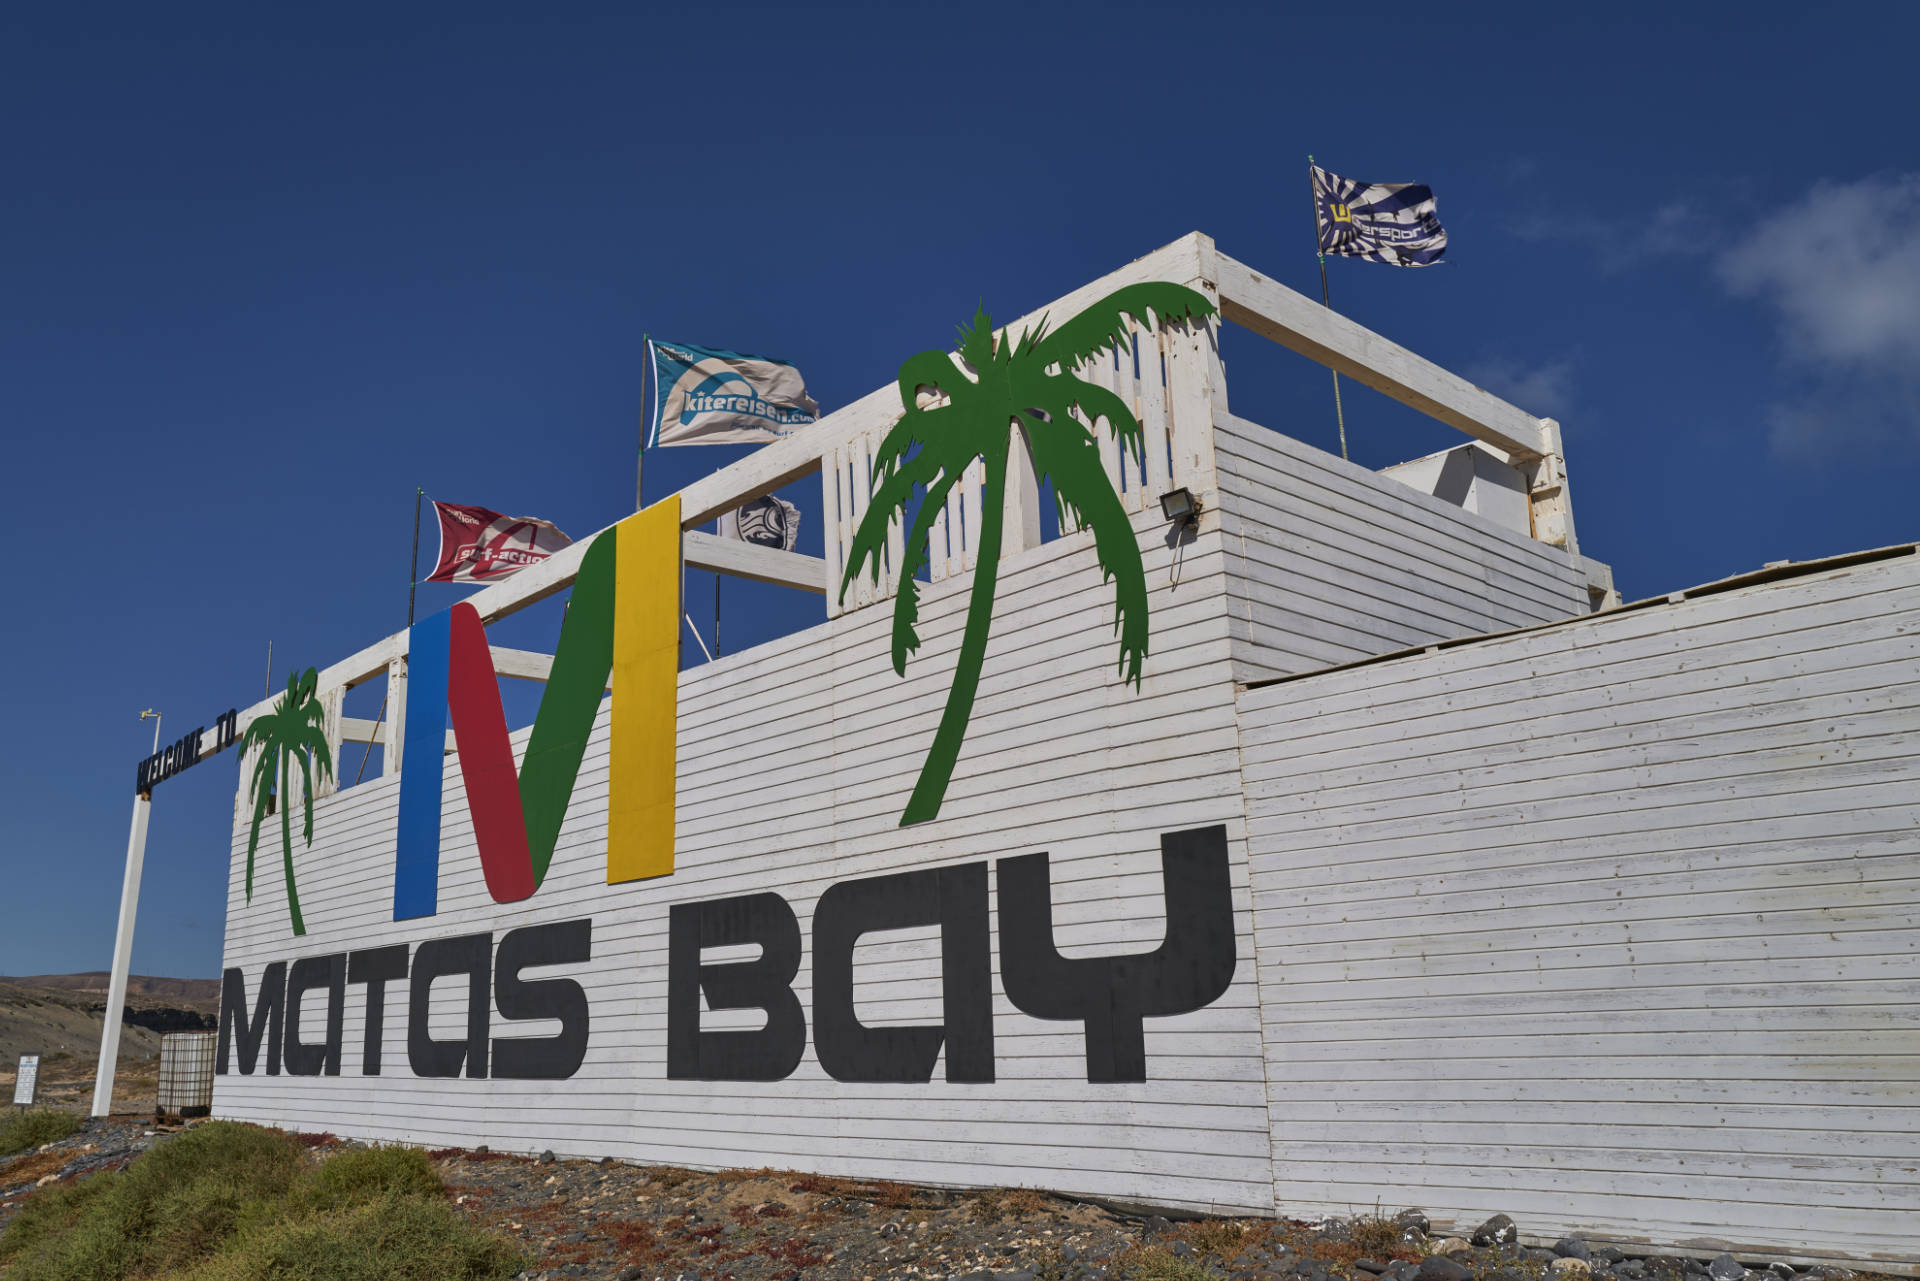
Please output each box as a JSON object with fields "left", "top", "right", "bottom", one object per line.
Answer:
{"left": 239, "top": 666, "right": 334, "bottom": 935}
{"left": 843, "top": 282, "right": 1216, "bottom": 825}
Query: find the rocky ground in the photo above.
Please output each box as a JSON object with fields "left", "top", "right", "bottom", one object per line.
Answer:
{"left": 1, "top": 1118, "right": 1906, "bottom": 1281}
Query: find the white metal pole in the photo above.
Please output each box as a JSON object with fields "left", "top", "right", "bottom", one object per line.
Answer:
{"left": 91, "top": 792, "right": 152, "bottom": 1117}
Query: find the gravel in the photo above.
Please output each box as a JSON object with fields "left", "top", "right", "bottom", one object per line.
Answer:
{"left": 3, "top": 1127, "right": 1910, "bottom": 1281}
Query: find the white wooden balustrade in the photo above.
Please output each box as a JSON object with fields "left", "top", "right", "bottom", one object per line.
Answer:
{"left": 228, "top": 230, "right": 1584, "bottom": 812}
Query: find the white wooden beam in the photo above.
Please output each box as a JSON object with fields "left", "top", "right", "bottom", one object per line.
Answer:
{"left": 1214, "top": 252, "right": 1551, "bottom": 462}
{"left": 683, "top": 530, "right": 828, "bottom": 594}
{"left": 340, "top": 716, "right": 456, "bottom": 753}
{"left": 488, "top": 645, "right": 558, "bottom": 683}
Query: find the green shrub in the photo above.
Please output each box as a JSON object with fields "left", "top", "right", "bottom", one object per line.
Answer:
{"left": 0, "top": 1176, "right": 114, "bottom": 1267}
{"left": 299, "top": 1145, "right": 442, "bottom": 1212}
{"left": 0, "top": 1123, "right": 519, "bottom": 1281}
{"left": 0, "top": 1109, "right": 83, "bottom": 1156}
{"left": 194, "top": 1192, "right": 523, "bottom": 1281}
{"left": 0, "top": 1122, "right": 304, "bottom": 1280}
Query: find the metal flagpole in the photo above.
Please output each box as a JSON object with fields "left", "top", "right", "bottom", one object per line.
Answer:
{"left": 408, "top": 487, "right": 423, "bottom": 627}
{"left": 1308, "top": 155, "right": 1351, "bottom": 462}
{"left": 637, "top": 333, "right": 651, "bottom": 512}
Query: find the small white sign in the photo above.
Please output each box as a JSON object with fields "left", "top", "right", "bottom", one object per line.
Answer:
{"left": 12, "top": 1054, "right": 39, "bottom": 1106}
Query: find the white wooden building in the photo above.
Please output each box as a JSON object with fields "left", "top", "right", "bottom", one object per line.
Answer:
{"left": 205, "top": 234, "right": 1919, "bottom": 1272}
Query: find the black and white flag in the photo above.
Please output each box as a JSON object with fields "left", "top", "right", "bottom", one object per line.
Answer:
{"left": 1313, "top": 164, "right": 1448, "bottom": 267}
{"left": 719, "top": 494, "right": 800, "bottom": 552}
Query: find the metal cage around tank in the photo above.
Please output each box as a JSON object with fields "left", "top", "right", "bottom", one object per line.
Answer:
{"left": 156, "top": 1031, "right": 215, "bottom": 1119}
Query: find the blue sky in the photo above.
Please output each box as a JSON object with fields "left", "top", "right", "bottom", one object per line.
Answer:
{"left": 3, "top": 2, "right": 1916, "bottom": 980}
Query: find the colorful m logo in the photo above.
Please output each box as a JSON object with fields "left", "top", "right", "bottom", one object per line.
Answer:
{"left": 393, "top": 499, "right": 681, "bottom": 920}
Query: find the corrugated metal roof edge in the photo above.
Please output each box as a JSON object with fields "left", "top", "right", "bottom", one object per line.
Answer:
{"left": 1241, "top": 541, "right": 1920, "bottom": 693}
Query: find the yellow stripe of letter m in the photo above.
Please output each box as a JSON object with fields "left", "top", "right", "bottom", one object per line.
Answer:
{"left": 609, "top": 498, "right": 681, "bottom": 882}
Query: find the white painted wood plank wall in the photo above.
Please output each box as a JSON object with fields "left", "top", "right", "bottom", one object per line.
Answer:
{"left": 1235, "top": 549, "right": 1920, "bottom": 1268}
{"left": 213, "top": 509, "right": 1273, "bottom": 1214}
{"left": 1214, "top": 410, "right": 1592, "bottom": 686}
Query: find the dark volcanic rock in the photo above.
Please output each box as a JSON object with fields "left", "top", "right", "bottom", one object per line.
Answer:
{"left": 1421, "top": 1255, "right": 1475, "bottom": 1281}
{"left": 1473, "top": 1214, "right": 1519, "bottom": 1247}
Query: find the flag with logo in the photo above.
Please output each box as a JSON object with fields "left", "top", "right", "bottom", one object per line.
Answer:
{"left": 647, "top": 339, "right": 820, "bottom": 447}
{"left": 718, "top": 494, "right": 800, "bottom": 551}
{"left": 425, "top": 500, "right": 573, "bottom": 584}
{"left": 1313, "top": 164, "right": 1448, "bottom": 267}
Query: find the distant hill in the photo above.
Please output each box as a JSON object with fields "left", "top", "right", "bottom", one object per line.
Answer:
{"left": 0, "top": 975, "right": 220, "bottom": 1071}
{"left": 0, "top": 973, "right": 221, "bottom": 1007}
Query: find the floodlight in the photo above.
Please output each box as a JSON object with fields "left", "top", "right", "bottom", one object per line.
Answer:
{"left": 1159, "top": 486, "right": 1200, "bottom": 528}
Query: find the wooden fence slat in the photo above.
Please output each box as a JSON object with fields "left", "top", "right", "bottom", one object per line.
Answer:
{"left": 1082, "top": 350, "right": 1123, "bottom": 498}
{"left": 849, "top": 435, "right": 874, "bottom": 609}
{"left": 822, "top": 438, "right": 845, "bottom": 617}
{"left": 1166, "top": 316, "right": 1221, "bottom": 500}
{"left": 962, "top": 458, "right": 984, "bottom": 573}
{"left": 874, "top": 426, "right": 905, "bottom": 600}
{"left": 1140, "top": 323, "right": 1172, "bottom": 504}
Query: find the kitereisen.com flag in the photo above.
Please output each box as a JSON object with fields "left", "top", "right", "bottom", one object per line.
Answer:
{"left": 1313, "top": 163, "right": 1448, "bottom": 267}
{"left": 425, "top": 500, "right": 573, "bottom": 584}
{"left": 648, "top": 339, "right": 820, "bottom": 448}
{"left": 718, "top": 494, "right": 800, "bottom": 552}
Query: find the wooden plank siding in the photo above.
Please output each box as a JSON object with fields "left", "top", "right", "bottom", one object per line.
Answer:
{"left": 1235, "top": 549, "right": 1920, "bottom": 1268}
{"left": 213, "top": 506, "right": 1276, "bottom": 1214}
{"left": 202, "top": 232, "right": 1920, "bottom": 1270}
{"left": 1214, "top": 410, "right": 1593, "bottom": 685}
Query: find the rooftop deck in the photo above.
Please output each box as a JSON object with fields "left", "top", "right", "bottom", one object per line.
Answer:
{"left": 222, "top": 230, "right": 1613, "bottom": 819}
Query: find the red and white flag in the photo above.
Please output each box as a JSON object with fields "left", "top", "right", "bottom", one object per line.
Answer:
{"left": 425, "top": 500, "right": 572, "bottom": 584}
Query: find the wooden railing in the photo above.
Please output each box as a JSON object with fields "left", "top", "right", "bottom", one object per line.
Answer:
{"left": 229, "top": 230, "right": 1581, "bottom": 820}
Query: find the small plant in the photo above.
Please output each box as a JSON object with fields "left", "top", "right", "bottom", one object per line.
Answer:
{"left": 0, "top": 1109, "right": 82, "bottom": 1157}
{"left": 971, "top": 1184, "right": 1053, "bottom": 1222}
{"left": 1176, "top": 1218, "right": 1250, "bottom": 1257}
{"left": 642, "top": 1163, "right": 696, "bottom": 1190}
{"left": 1116, "top": 1243, "right": 1220, "bottom": 1281}
{"left": 1349, "top": 1210, "right": 1409, "bottom": 1258}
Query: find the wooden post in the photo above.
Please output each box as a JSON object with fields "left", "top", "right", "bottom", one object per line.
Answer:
{"left": 315, "top": 685, "right": 345, "bottom": 799}
{"left": 1166, "top": 233, "right": 1225, "bottom": 513}
{"left": 821, "top": 444, "right": 844, "bottom": 618}
{"left": 1002, "top": 423, "right": 1042, "bottom": 555}
{"left": 384, "top": 655, "right": 407, "bottom": 778}
{"left": 91, "top": 792, "right": 151, "bottom": 1117}
{"left": 1523, "top": 417, "right": 1580, "bottom": 556}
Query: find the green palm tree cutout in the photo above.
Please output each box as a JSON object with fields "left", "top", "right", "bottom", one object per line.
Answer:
{"left": 842, "top": 282, "right": 1216, "bottom": 826}
{"left": 239, "top": 666, "right": 334, "bottom": 935}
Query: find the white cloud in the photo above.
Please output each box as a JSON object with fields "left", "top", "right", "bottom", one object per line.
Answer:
{"left": 1510, "top": 200, "right": 1709, "bottom": 272}
{"left": 1466, "top": 355, "right": 1576, "bottom": 420}
{"left": 1716, "top": 173, "right": 1920, "bottom": 455}
{"left": 1717, "top": 173, "right": 1920, "bottom": 371}
{"left": 1759, "top": 381, "right": 1920, "bottom": 459}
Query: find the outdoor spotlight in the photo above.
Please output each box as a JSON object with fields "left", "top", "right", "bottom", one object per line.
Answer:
{"left": 1159, "top": 486, "right": 1200, "bottom": 528}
